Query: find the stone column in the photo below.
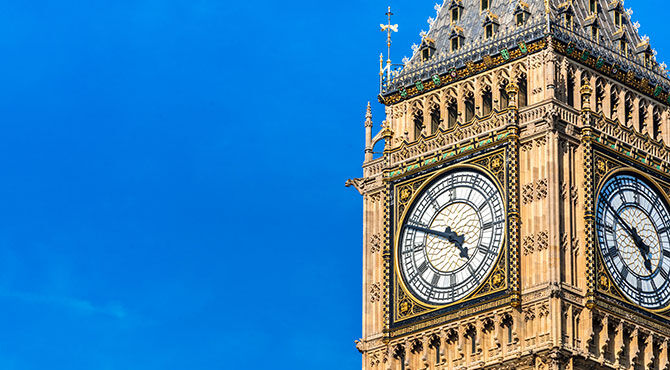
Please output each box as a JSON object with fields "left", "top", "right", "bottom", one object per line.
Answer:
{"left": 574, "top": 69, "right": 583, "bottom": 109}
{"left": 545, "top": 50, "right": 556, "bottom": 100}
{"left": 581, "top": 82, "right": 593, "bottom": 111}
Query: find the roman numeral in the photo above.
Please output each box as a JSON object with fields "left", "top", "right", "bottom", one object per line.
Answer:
{"left": 403, "top": 244, "right": 425, "bottom": 255}
{"left": 483, "top": 219, "right": 504, "bottom": 230}
{"left": 621, "top": 268, "right": 629, "bottom": 280}
{"left": 651, "top": 279, "right": 658, "bottom": 293}
{"left": 664, "top": 249, "right": 670, "bottom": 258}
{"left": 431, "top": 273, "right": 440, "bottom": 286}
{"left": 608, "top": 246, "right": 618, "bottom": 257}
{"left": 478, "top": 245, "right": 492, "bottom": 255}
{"left": 418, "top": 261, "right": 428, "bottom": 275}
{"left": 408, "top": 217, "right": 427, "bottom": 227}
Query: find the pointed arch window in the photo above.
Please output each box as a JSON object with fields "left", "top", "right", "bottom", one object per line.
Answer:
{"left": 614, "top": 10, "right": 622, "bottom": 27}
{"left": 502, "top": 315, "right": 514, "bottom": 344}
{"left": 514, "top": 4, "right": 529, "bottom": 27}
{"left": 565, "top": 13, "right": 573, "bottom": 29}
{"left": 516, "top": 13, "right": 525, "bottom": 26}
{"left": 465, "top": 97, "right": 475, "bottom": 122}
{"left": 449, "top": 0, "right": 464, "bottom": 24}
{"left": 451, "top": 37, "right": 460, "bottom": 52}
{"left": 590, "top": 24, "right": 599, "bottom": 40}
{"left": 413, "top": 110, "right": 424, "bottom": 139}
{"left": 483, "top": 14, "right": 499, "bottom": 39}
{"left": 483, "top": 89, "right": 492, "bottom": 116}
{"left": 567, "top": 74, "right": 575, "bottom": 107}
{"left": 619, "top": 39, "right": 628, "bottom": 57}
{"left": 589, "top": 0, "right": 597, "bottom": 14}
{"left": 645, "top": 53, "right": 653, "bottom": 67}
{"left": 481, "top": 0, "right": 490, "bottom": 12}
{"left": 499, "top": 85, "right": 509, "bottom": 109}
{"left": 430, "top": 105, "right": 441, "bottom": 133}
{"left": 447, "top": 102, "right": 458, "bottom": 128}
{"left": 485, "top": 24, "right": 494, "bottom": 39}
{"left": 518, "top": 78, "right": 528, "bottom": 108}
{"left": 429, "top": 335, "right": 441, "bottom": 365}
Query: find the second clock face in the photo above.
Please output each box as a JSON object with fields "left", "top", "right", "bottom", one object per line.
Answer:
{"left": 398, "top": 169, "right": 505, "bottom": 306}
{"left": 596, "top": 173, "right": 670, "bottom": 309}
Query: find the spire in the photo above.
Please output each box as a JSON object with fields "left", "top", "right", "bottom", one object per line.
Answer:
{"left": 365, "top": 102, "right": 373, "bottom": 128}
{"left": 364, "top": 102, "right": 373, "bottom": 162}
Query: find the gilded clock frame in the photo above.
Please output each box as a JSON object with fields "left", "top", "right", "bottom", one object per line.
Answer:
{"left": 387, "top": 144, "right": 514, "bottom": 331}
{"left": 590, "top": 144, "right": 670, "bottom": 321}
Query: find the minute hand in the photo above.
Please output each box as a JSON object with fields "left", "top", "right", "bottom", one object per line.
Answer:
{"left": 603, "top": 199, "right": 653, "bottom": 272}
{"left": 407, "top": 225, "right": 468, "bottom": 258}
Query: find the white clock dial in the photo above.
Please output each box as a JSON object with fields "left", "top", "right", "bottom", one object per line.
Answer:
{"left": 398, "top": 169, "right": 505, "bottom": 306}
{"left": 596, "top": 173, "right": 670, "bottom": 309}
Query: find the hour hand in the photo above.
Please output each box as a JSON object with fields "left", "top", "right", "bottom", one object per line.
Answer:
{"left": 443, "top": 227, "right": 467, "bottom": 258}
{"left": 407, "top": 225, "right": 468, "bottom": 258}
{"left": 631, "top": 227, "right": 654, "bottom": 273}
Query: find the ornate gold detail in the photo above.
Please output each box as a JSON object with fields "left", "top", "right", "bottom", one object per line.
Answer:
{"left": 399, "top": 186, "right": 412, "bottom": 203}
{"left": 390, "top": 148, "right": 511, "bottom": 326}
{"left": 473, "top": 153, "right": 506, "bottom": 186}
{"left": 399, "top": 298, "right": 413, "bottom": 316}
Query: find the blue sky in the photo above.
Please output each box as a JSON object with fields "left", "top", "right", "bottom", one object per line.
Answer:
{"left": 0, "top": 1, "right": 667, "bottom": 369}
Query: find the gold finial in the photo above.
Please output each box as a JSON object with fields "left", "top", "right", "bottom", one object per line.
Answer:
{"left": 380, "top": 6, "right": 398, "bottom": 92}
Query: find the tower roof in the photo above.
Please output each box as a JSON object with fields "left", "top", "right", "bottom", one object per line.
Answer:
{"left": 382, "top": 0, "right": 669, "bottom": 98}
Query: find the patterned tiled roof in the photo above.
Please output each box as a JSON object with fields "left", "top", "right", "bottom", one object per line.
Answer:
{"left": 383, "top": 0, "right": 668, "bottom": 95}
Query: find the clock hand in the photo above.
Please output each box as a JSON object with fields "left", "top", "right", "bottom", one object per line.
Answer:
{"left": 444, "top": 226, "right": 468, "bottom": 258}
{"left": 407, "top": 225, "right": 468, "bottom": 259}
{"left": 603, "top": 199, "right": 654, "bottom": 273}
{"left": 603, "top": 199, "right": 636, "bottom": 238}
{"left": 630, "top": 227, "right": 654, "bottom": 273}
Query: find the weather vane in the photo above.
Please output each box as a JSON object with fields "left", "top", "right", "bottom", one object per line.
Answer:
{"left": 380, "top": 6, "right": 398, "bottom": 92}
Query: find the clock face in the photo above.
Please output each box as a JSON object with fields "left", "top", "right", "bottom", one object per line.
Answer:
{"left": 397, "top": 169, "right": 505, "bottom": 306}
{"left": 596, "top": 173, "right": 670, "bottom": 309}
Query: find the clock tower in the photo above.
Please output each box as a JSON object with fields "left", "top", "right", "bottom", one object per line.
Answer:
{"left": 348, "top": 1, "right": 670, "bottom": 369}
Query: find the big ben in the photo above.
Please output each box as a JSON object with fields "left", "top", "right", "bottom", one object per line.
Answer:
{"left": 348, "top": 1, "right": 670, "bottom": 369}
